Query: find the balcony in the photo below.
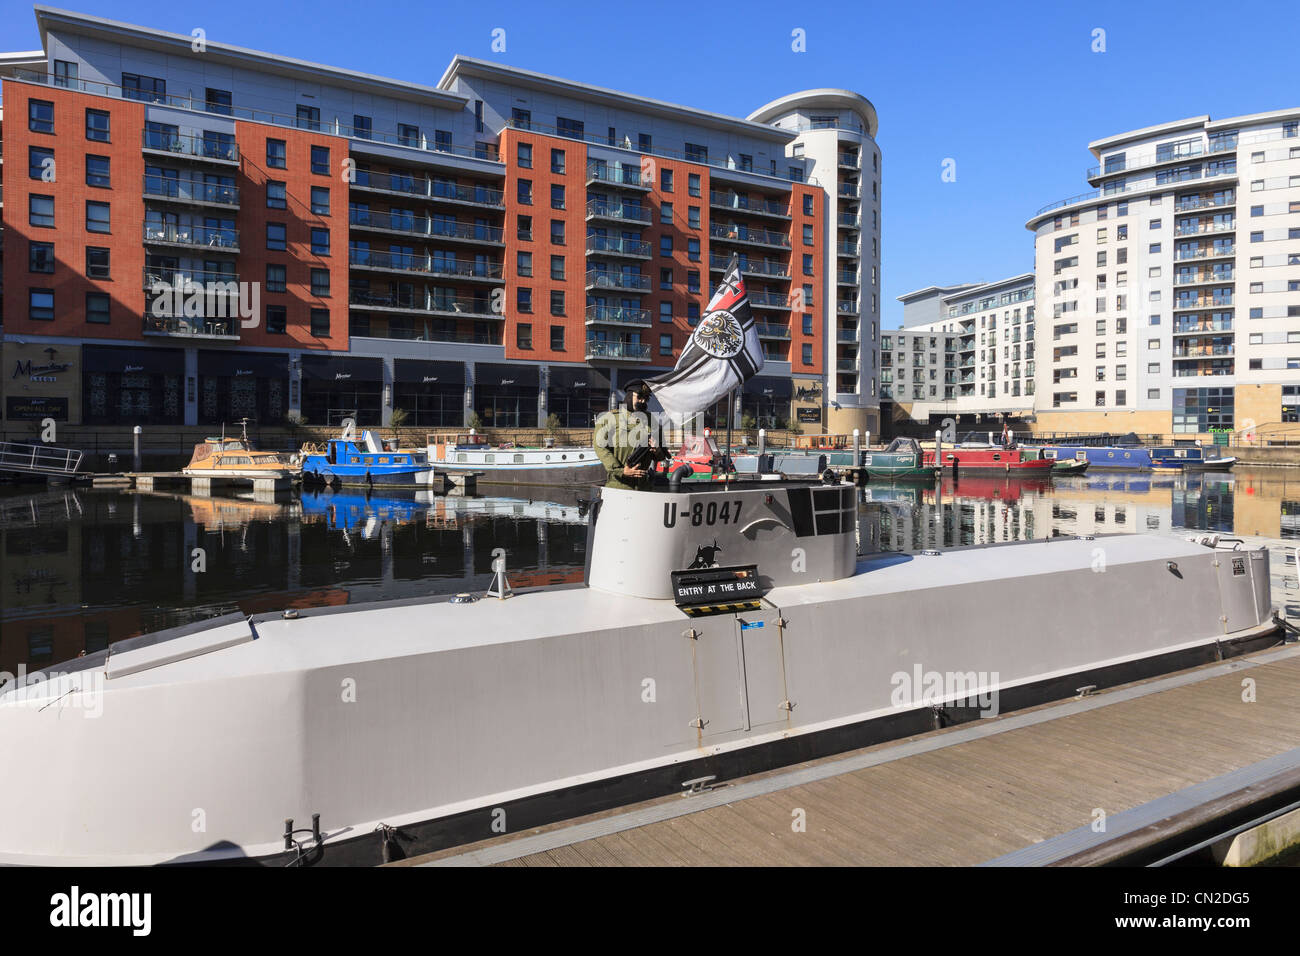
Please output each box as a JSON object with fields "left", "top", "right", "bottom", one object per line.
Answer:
{"left": 1175, "top": 221, "right": 1235, "bottom": 236}
{"left": 750, "top": 292, "right": 795, "bottom": 311}
{"left": 141, "top": 130, "right": 239, "bottom": 165}
{"left": 1172, "top": 364, "right": 1234, "bottom": 377}
{"left": 348, "top": 208, "right": 504, "bottom": 244}
{"left": 1174, "top": 245, "right": 1235, "bottom": 261}
{"left": 836, "top": 359, "right": 858, "bottom": 372}
{"left": 144, "top": 223, "right": 239, "bottom": 252}
{"left": 837, "top": 300, "right": 859, "bottom": 314}
{"left": 837, "top": 329, "right": 858, "bottom": 343}
{"left": 838, "top": 183, "right": 861, "bottom": 200}
{"left": 586, "top": 162, "right": 652, "bottom": 189}
{"left": 1173, "top": 344, "right": 1235, "bottom": 358}
{"left": 348, "top": 290, "right": 499, "bottom": 319}
{"left": 585, "top": 199, "right": 651, "bottom": 224}
{"left": 708, "top": 223, "right": 790, "bottom": 249}
{"left": 142, "top": 314, "right": 239, "bottom": 340}
{"left": 837, "top": 213, "right": 861, "bottom": 229}
{"left": 585, "top": 305, "right": 652, "bottom": 327}
{"left": 836, "top": 241, "right": 859, "bottom": 257}
{"left": 585, "top": 339, "right": 651, "bottom": 362}
{"left": 352, "top": 326, "right": 502, "bottom": 345}
{"left": 708, "top": 255, "right": 790, "bottom": 279}
{"left": 143, "top": 174, "right": 239, "bottom": 207}
{"left": 1174, "top": 271, "right": 1234, "bottom": 285}
{"left": 755, "top": 323, "right": 791, "bottom": 340}
{"left": 837, "top": 152, "right": 860, "bottom": 169}
{"left": 586, "top": 236, "right": 652, "bottom": 259}
{"left": 585, "top": 270, "right": 650, "bottom": 292}
{"left": 1087, "top": 142, "right": 1205, "bottom": 182}
{"left": 349, "top": 249, "right": 503, "bottom": 281}
{"left": 143, "top": 267, "right": 240, "bottom": 291}
{"left": 836, "top": 271, "right": 859, "bottom": 286}
{"left": 1174, "top": 318, "right": 1233, "bottom": 334}
{"left": 1175, "top": 194, "right": 1235, "bottom": 212}
{"left": 708, "top": 191, "right": 791, "bottom": 219}
{"left": 1174, "top": 294, "right": 1234, "bottom": 309}
{"left": 352, "top": 172, "right": 505, "bottom": 208}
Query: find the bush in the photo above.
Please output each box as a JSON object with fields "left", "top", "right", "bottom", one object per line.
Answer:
{"left": 389, "top": 407, "right": 410, "bottom": 429}
{"left": 467, "top": 412, "right": 484, "bottom": 431}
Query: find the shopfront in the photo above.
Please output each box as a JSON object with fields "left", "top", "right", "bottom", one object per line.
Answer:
{"left": 4, "top": 343, "right": 80, "bottom": 423}
{"left": 393, "top": 359, "right": 465, "bottom": 428}
{"left": 741, "top": 376, "right": 793, "bottom": 429}
{"left": 82, "top": 346, "right": 185, "bottom": 425}
{"left": 197, "top": 350, "right": 290, "bottom": 426}
{"left": 301, "top": 354, "right": 384, "bottom": 427}
{"left": 474, "top": 363, "right": 539, "bottom": 429}
{"left": 546, "top": 366, "right": 611, "bottom": 428}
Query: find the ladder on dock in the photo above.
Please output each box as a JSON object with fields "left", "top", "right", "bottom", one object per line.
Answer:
{"left": 0, "top": 441, "right": 84, "bottom": 479}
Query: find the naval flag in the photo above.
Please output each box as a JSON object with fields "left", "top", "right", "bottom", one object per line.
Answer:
{"left": 647, "top": 255, "right": 764, "bottom": 416}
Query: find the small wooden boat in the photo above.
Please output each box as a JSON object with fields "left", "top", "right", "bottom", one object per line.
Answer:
{"left": 1050, "top": 457, "right": 1090, "bottom": 475}
{"left": 182, "top": 421, "right": 297, "bottom": 480}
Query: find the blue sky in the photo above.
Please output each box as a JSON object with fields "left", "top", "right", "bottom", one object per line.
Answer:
{"left": 5, "top": 0, "right": 1298, "bottom": 328}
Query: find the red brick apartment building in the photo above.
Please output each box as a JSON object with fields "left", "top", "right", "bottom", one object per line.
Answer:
{"left": 1, "top": 6, "right": 881, "bottom": 434}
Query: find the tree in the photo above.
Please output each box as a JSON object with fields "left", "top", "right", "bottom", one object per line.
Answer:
{"left": 389, "top": 407, "right": 410, "bottom": 429}
{"left": 467, "top": 411, "right": 484, "bottom": 431}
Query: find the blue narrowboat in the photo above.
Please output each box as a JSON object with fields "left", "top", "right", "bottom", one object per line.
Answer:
{"left": 1036, "top": 444, "right": 1155, "bottom": 470}
{"left": 301, "top": 427, "right": 439, "bottom": 487}
{"left": 1149, "top": 444, "right": 1237, "bottom": 473}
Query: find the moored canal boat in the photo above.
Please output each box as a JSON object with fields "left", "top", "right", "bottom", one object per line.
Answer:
{"left": 301, "top": 425, "right": 438, "bottom": 488}
{"left": 1150, "top": 444, "right": 1237, "bottom": 473}
{"left": 922, "top": 442, "right": 1057, "bottom": 476}
{"left": 426, "top": 432, "right": 604, "bottom": 487}
{"left": 182, "top": 422, "right": 298, "bottom": 481}
{"left": 860, "top": 437, "right": 940, "bottom": 482}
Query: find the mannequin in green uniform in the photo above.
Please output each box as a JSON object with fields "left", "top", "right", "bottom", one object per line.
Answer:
{"left": 594, "top": 380, "right": 670, "bottom": 491}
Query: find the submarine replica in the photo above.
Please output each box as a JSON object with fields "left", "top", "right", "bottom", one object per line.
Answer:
{"left": 0, "top": 476, "right": 1280, "bottom": 866}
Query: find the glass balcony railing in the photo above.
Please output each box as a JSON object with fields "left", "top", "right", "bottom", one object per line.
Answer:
{"left": 1174, "top": 271, "right": 1234, "bottom": 285}
{"left": 836, "top": 271, "right": 859, "bottom": 285}
{"left": 585, "top": 340, "right": 651, "bottom": 361}
{"left": 143, "top": 267, "right": 240, "bottom": 290}
{"left": 1173, "top": 345, "right": 1234, "bottom": 357}
{"left": 836, "top": 241, "right": 860, "bottom": 256}
{"left": 755, "top": 323, "right": 792, "bottom": 339}
{"left": 709, "top": 223, "right": 791, "bottom": 248}
{"left": 586, "top": 236, "right": 651, "bottom": 257}
{"left": 352, "top": 173, "right": 505, "bottom": 206}
{"left": 750, "top": 292, "right": 795, "bottom": 309}
{"left": 1175, "top": 221, "right": 1235, "bottom": 236}
{"left": 352, "top": 326, "right": 502, "bottom": 345}
{"left": 141, "top": 129, "right": 239, "bottom": 163}
{"left": 349, "top": 249, "right": 502, "bottom": 279}
{"left": 347, "top": 208, "right": 503, "bottom": 242}
{"left": 837, "top": 300, "right": 859, "bottom": 313}
{"left": 585, "top": 200, "right": 651, "bottom": 223}
{"left": 1174, "top": 318, "right": 1233, "bottom": 334}
{"left": 584, "top": 270, "right": 650, "bottom": 292}
{"left": 708, "top": 254, "right": 790, "bottom": 278}
{"left": 585, "top": 305, "right": 651, "bottom": 326}
{"left": 837, "top": 329, "right": 858, "bottom": 343}
{"left": 1175, "top": 194, "right": 1235, "bottom": 212}
{"left": 708, "top": 191, "right": 791, "bottom": 217}
{"left": 1174, "top": 246, "right": 1235, "bottom": 261}
{"left": 142, "top": 314, "right": 239, "bottom": 338}
{"left": 144, "top": 223, "right": 238, "bottom": 249}
{"left": 143, "top": 175, "right": 239, "bottom": 205}
{"left": 348, "top": 290, "right": 499, "bottom": 318}
{"left": 837, "top": 213, "right": 861, "bottom": 229}
{"left": 1087, "top": 142, "right": 1205, "bottom": 180}
{"left": 837, "top": 152, "right": 860, "bottom": 168}
{"left": 586, "top": 162, "right": 652, "bottom": 188}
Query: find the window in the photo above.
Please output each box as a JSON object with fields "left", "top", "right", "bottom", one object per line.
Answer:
{"left": 550, "top": 149, "right": 566, "bottom": 173}
{"left": 28, "top": 98, "right": 53, "bottom": 132}
{"left": 685, "top": 143, "right": 707, "bottom": 163}
{"left": 550, "top": 255, "right": 565, "bottom": 280}
{"left": 86, "top": 292, "right": 111, "bottom": 324}
{"left": 550, "top": 291, "right": 565, "bottom": 316}
{"left": 803, "top": 254, "right": 814, "bottom": 276}
{"left": 266, "top": 265, "right": 287, "bottom": 293}
{"left": 474, "top": 101, "right": 484, "bottom": 133}
{"left": 1285, "top": 386, "right": 1300, "bottom": 423}
{"left": 295, "top": 105, "right": 321, "bottom": 131}
{"left": 267, "top": 223, "right": 287, "bottom": 250}
{"left": 660, "top": 236, "right": 673, "bottom": 256}
{"left": 30, "top": 289, "right": 54, "bottom": 321}
{"left": 86, "top": 247, "right": 110, "bottom": 279}
{"left": 639, "top": 133, "right": 652, "bottom": 153}
{"left": 266, "top": 305, "right": 287, "bottom": 334}
{"left": 434, "top": 130, "right": 453, "bottom": 152}
{"left": 687, "top": 271, "right": 700, "bottom": 294}
{"left": 659, "top": 302, "right": 673, "bottom": 323}
{"left": 803, "top": 224, "right": 814, "bottom": 245}
{"left": 656, "top": 268, "right": 672, "bottom": 290}
{"left": 688, "top": 173, "right": 701, "bottom": 197}
{"left": 550, "top": 184, "right": 565, "bottom": 210}
{"left": 86, "top": 201, "right": 110, "bottom": 233}
{"left": 30, "top": 241, "right": 55, "bottom": 273}
{"left": 267, "top": 139, "right": 287, "bottom": 169}
{"left": 512, "top": 108, "right": 531, "bottom": 130}
{"left": 85, "top": 154, "right": 111, "bottom": 188}
{"left": 310, "top": 308, "right": 330, "bottom": 337}
{"left": 86, "top": 108, "right": 110, "bottom": 142}
{"left": 516, "top": 323, "right": 533, "bottom": 348}
{"left": 803, "top": 194, "right": 814, "bottom": 217}
{"left": 517, "top": 288, "right": 533, "bottom": 313}
{"left": 659, "top": 333, "right": 673, "bottom": 356}
{"left": 517, "top": 215, "right": 532, "bottom": 241}
{"left": 556, "top": 117, "right": 584, "bottom": 140}
{"left": 267, "top": 181, "right": 288, "bottom": 209}
{"left": 53, "top": 59, "right": 78, "bottom": 88}
{"left": 306, "top": 145, "right": 329, "bottom": 176}
{"left": 689, "top": 206, "right": 701, "bottom": 230}
{"left": 517, "top": 252, "right": 533, "bottom": 277}
{"left": 687, "top": 304, "right": 700, "bottom": 324}
{"left": 550, "top": 220, "right": 565, "bottom": 245}
{"left": 687, "top": 238, "right": 700, "bottom": 261}
{"left": 28, "top": 146, "right": 53, "bottom": 180}
{"left": 802, "top": 343, "right": 813, "bottom": 365}
{"left": 517, "top": 143, "right": 533, "bottom": 168}
{"left": 311, "top": 269, "right": 330, "bottom": 297}
{"left": 517, "top": 179, "right": 533, "bottom": 204}
{"left": 202, "top": 87, "right": 233, "bottom": 115}
{"left": 311, "top": 186, "right": 330, "bottom": 216}
{"left": 353, "top": 115, "right": 372, "bottom": 139}
{"left": 661, "top": 169, "right": 673, "bottom": 192}
{"left": 551, "top": 325, "right": 566, "bottom": 351}
{"left": 660, "top": 202, "right": 674, "bottom": 225}
{"left": 121, "top": 72, "right": 166, "bottom": 103}
{"left": 397, "top": 124, "right": 419, "bottom": 147}
{"left": 311, "top": 229, "right": 330, "bottom": 255}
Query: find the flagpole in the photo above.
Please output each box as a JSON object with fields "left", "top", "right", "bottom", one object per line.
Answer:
{"left": 725, "top": 387, "right": 734, "bottom": 489}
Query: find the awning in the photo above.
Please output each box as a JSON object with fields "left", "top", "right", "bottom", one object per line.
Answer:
{"left": 300, "top": 354, "right": 383, "bottom": 382}
{"left": 548, "top": 365, "right": 612, "bottom": 391}
{"left": 394, "top": 359, "right": 466, "bottom": 386}
{"left": 82, "top": 345, "right": 184, "bottom": 375}
{"left": 197, "top": 350, "right": 290, "bottom": 378}
{"left": 476, "top": 363, "right": 539, "bottom": 388}
{"left": 742, "top": 375, "right": 793, "bottom": 399}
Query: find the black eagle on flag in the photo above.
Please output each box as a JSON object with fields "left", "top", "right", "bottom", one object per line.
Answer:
{"left": 646, "top": 255, "right": 763, "bottom": 415}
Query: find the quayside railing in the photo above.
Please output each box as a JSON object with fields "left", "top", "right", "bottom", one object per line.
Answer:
{"left": 0, "top": 441, "right": 84, "bottom": 477}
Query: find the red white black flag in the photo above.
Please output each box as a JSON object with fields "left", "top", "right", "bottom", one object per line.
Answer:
{"left": 647, "top": 255, "right": 764, "bottom": 415}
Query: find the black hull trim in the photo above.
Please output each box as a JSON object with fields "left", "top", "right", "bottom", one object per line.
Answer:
{"left": 178, "top": 623, "right": 1284, "bottom": 867}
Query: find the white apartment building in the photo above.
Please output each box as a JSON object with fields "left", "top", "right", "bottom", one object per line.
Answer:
{"left": 1025, "top": 109, "right": 1300, "bottom": 438}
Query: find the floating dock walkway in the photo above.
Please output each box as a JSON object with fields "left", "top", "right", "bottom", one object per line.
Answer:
{"left": 92, "top": 471, "right": 294, "bottom": 494}
{"left": 405, "top": 641, "right": 1300, "bottom": 867}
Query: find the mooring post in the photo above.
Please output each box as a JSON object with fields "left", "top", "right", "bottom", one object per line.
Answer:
{"left": 133, "top": 425, "right": 142, "bottom": 473}
{"left": 757, "top": 427, "right": 766, "bottom": 458}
